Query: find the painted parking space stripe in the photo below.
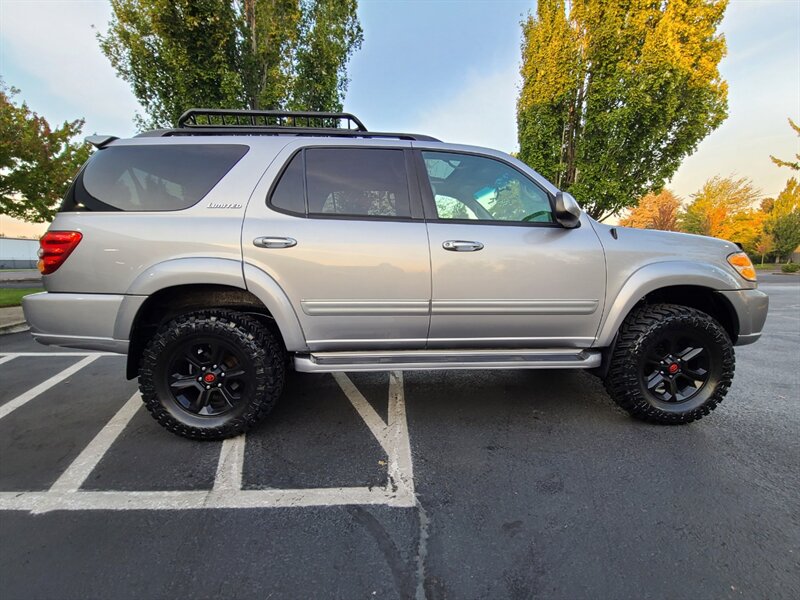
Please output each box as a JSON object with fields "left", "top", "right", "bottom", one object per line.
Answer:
{"left": 333, "top": 372, "right": 391, "bottom": 453}
{"left": 49, "top": 392, "right": 143, "bottom": 493}
{"left": 0, "top": 486, "right": 414, "bottom": 514}
{"left": 213, "top": 434, "right": 246, "bottom": 492}
{"left": 0, "top": 355, "right": 99, "bottom": 421}
{"left": 336, "top": 371, "right": 415, "bottom": 505}
{"left": 388, "top": 371, "right": 415, "bottom": 501}
{"left": 0, "top": 363, "right": 416, "bottom": 513}
{"left": 0, "top": 352, "right": 117, "bottom": 358}
{"left": 0, "top": 355, "right": 17, "bottom": 366}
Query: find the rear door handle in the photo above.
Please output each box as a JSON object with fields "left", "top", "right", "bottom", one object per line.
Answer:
{"left": 253, "top": 236, "right": 297, "bottom": 249}
{"left": 442, "top": 240, "right": 484, "bottom": 252}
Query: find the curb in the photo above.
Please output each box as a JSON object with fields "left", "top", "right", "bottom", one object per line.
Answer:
{"left": 0, "top": 322, "right": 29, "bottom": 335}
{"left": 0, "top": 278, "right": 41, "bottom": 284}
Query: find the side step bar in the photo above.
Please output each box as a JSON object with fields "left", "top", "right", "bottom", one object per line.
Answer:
{"left": 293, "top": 349, "right": 600, "bottom": 373}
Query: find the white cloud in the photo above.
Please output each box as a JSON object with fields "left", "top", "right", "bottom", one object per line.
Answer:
{"left": 410, "top": 66, "right": 520, "bottom": 152}
{"left": 0, "top": 0, "right": 142, "bottom": 136}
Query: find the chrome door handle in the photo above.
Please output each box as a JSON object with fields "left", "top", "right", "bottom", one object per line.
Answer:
{"left": 253, "top": 236, "right": 297, "bottom": 249}
{"left": 442, "top": 240, "right": 484, "bottom": 252}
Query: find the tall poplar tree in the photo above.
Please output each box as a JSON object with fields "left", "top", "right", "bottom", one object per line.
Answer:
{"left": 517, "top": 0, "right": 729, "bottom": 220}
{"left": 99, "top": 0, "right": 362, "bottom": 130}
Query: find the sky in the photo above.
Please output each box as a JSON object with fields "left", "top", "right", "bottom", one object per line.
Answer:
{"left": 1, "top": 0, "right": 798, "bottom": 237}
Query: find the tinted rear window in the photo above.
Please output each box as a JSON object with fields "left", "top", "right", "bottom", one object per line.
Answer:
{"left": 62, "top": 144, "right": 248, "bottom": 212}
{"left": 270, "top": 151, "right": 305, "bottom": 214}
{"left": 305, "top": 148, "right": 410, "bottom": 218}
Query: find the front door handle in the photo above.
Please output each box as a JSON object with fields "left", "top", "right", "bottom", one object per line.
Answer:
{"left": 442, "top": 240, "right": 484, "bottom": 252}
{"left": 253, "top": 236, "right": 297, "bottom": 249}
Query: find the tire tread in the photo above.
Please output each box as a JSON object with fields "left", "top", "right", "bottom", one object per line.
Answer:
{"left": 138, "top": 309, "right": 285, "bottom": 440}
{"left": 604, "top": 303, "right": 735, "bottom": 425}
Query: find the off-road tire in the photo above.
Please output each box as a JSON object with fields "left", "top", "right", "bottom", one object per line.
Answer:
{"left": 139, "top": 310, "right": 285, "bottom": 440}
{"left": 604, "top": 303, "right": 735, "bottom": 424}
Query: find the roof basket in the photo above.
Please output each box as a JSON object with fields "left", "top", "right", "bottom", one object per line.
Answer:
{"left": 177, "top": 109, "right": 367, "bottom": 132}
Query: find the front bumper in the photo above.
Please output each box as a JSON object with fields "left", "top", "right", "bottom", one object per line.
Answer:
{"left": 717, "top": 288, "right": 769, "bottom": 346}
{"left": 21, "top": 292, "right": 145, "bottom": 354}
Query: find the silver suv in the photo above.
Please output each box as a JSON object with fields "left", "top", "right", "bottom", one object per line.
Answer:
{"left": 23, "top": 109, "right": 769, "bottom": 439}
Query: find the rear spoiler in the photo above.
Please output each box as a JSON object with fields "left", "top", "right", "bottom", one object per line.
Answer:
{"left": 85, "top": 135, "right": 118, "bottom": 149}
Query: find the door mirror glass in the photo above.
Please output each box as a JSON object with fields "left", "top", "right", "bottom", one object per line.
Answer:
{"left": 554, "top": 192, "right": 582, "bottom": 228}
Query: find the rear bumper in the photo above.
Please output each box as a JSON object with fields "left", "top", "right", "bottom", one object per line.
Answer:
{"left": 21, "top": 292, "right": 144, "bottom": 354}
{"left": 717, "top": 288, "right": 769, "bottom": 346}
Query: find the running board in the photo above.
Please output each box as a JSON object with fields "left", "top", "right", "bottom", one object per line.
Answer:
{"left": 293, "top": 349, "right": 600, "bottom": 373}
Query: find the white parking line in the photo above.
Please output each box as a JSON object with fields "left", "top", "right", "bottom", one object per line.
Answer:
{"left": 0, "top": 368, "right": 417, "bottom": 513}
{"left": 0, "top": 355, "right": 99, "bottom": 421}
{"left": 0, "top": 352, "right": 118, "bottom": 357}
{"left": 388, "top": 371, "right": 415, "bottom": 501}
{"left": 49, "top": 392, "right": 143, "bottom": 493}
{"left": 335, "top": 371, "right": 416, "bottom": 505}
{"left": 333, "top": 372, "right": 391, "bottom": 452}
{"left": 0, "top": 355, "right": 16, "bottom": 366}
{"left": 213, "top": 434, "right": 246, "bottom": 492}
{"left": 0, "top": 486, "right": 413, "bottom": 514}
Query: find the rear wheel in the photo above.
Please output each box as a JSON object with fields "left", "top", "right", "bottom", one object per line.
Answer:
{"left": 604, "top": 304, "right": 735, "bottom": 424}
{"left": 139, "top": 310, "right": 285, "bottom": 440}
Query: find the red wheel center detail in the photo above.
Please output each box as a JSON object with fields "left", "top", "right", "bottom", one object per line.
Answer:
{"left": 668, "top": 363, "right": 680, "bottom": 374}
{"left": 203, "top": 373, "right": 217, "bottom": 383}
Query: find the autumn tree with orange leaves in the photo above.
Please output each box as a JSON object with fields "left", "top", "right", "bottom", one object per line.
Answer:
{"left": 679, "top": 176, "right": 763, "bottom": 254}
{"left": 620, "top": 189, "right": 681, "bottom": 230}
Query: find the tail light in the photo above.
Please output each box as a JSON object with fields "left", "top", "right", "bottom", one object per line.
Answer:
{"left": 38, "top": 231, "right": 83, "bottom": 275}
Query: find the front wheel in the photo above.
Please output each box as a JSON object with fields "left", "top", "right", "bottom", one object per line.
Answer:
{"left": 604, "top": 304, "right": 735, "bottom": 424}
{"left": 139, "top": 310, "right": 285, "bottom": 440}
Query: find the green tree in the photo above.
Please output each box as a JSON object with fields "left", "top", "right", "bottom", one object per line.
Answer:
{"left": 765, "top": 178, "right": 800, "bottom": 262}
{"left": 770, "top": 118, "right": 800, "bottom": 172}
{"left": 99, "top": 0, "right": 363, "bottom": 130}
{"left": 517, "top": 0, "right": 729, "bottom": 221}
{"left": 99, "top": 0, "right": 246, "bottom": 130}
{"left": 679, "top": 176, "right": 762, "bottom": 254}
{"left": 0, "top": 83, "right": 91, "bottom": 223}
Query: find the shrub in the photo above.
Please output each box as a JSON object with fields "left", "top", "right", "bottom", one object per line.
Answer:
{"left": 781, "top": 263, "right": 800, "bottom": 273}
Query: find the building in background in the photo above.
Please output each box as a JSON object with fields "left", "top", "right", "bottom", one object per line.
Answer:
{"left": 0, "top": 237, "right": 39, "bottom": 269}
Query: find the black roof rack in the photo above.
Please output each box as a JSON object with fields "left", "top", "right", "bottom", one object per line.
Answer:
{"left": 178, "top": 108, "right": 367, "bottom": 131}
{"left": 136, "top": 108, "right": 441, "bottom": 142}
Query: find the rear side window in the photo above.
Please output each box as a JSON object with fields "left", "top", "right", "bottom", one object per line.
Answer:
{"left": 270, "top": 151, "right": 305, "bottom": 214}
{"left": 63, "top": 144, "right": 248, "bottom": 212}
{"left": 268, "top": 148, "right": 411, "bottom": 219}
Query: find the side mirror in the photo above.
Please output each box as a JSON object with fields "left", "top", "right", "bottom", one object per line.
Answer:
{"left": 554, "top": 191, "right": 582, "bottom": 228}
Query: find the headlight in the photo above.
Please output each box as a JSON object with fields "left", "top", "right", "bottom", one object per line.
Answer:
{"left": 727, "top": 251, "right": 756, "bottom": 282}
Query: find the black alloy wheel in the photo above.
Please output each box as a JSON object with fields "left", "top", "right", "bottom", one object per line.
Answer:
{"left": 640, "top": 332, "right": 713, "bottom": 405}
{"left": 166, "top": 338, "right": 250, "bottom": 417}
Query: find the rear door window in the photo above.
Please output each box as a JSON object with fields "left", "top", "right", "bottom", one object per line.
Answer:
{"left": 268, "top": 147, "right": 412, "bottom": 219}
{"left": 305, "top": 148, "right": 411, "bottom": 218}
{"left": 63, "top": 144, "right": 248, "bottom": 212}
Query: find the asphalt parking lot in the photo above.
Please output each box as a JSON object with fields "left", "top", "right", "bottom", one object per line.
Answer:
{"left": 1, "top": 278, "right": 798, "bottom": 599}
